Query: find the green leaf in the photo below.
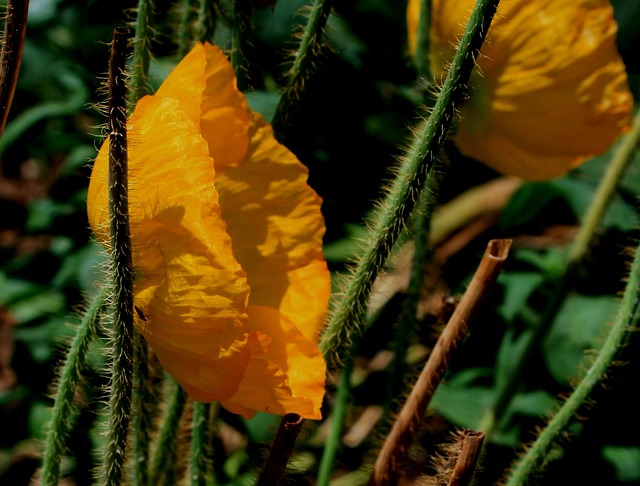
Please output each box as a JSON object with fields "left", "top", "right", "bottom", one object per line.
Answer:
{"left": 551, "top": 177, "right": 639, "bottom": 232}
{"left": 602, "top": 445, "right": 640, "bottom": 482}
{"left": 543, "top": 294, "right": 618, "bottom": 384}
{"left": 500, "top": 182, "right": 562, "bottom": 229}
{"left": 498, "top": 272, "right": 545, "bottom": 322}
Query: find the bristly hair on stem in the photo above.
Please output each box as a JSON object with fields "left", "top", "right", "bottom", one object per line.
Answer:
{"left": 101, "top": 27, "right": 135, "bottom": 486}
{"left": 318, "top": 0, "right": 501, "bottom": 372}
{"left": 0, "top": 0, "right": 29, "bottom": 139}
{"left": 271, "top": 0, "right": 334, "bottom": 142}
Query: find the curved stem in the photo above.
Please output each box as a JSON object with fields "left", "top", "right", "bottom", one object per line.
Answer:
{"left": 316, "top": 361, "right": 353, "bottom": 486}
{"left": 319, "top": 0, "right": 501, "bottom": 370}
{"left": 189, "top": 401, "right": 211, "bottom": 486}
{"left": 130, "top": 0, "right": 154, "bottom": 106}
{"left": 484, "top": 109, "right": 640, "bottom": 440}
{"left": 40, "top": 286, "right": 110, "bottom": 486}
{"left": 506, "top": 237, "right": 640, "bottom": 484}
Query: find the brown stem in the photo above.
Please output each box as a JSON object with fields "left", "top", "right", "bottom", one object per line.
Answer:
{"left": 448, "top": 431, "right": 485, "bottom": 486}
{"left": 0, "top": 0, "right": 29, "bottom": 139}
{"left": 256, "top": 413, "right": 304, "bottom": 486}
{"left": 371, "top": 239, "right": 512, "bottom": 485}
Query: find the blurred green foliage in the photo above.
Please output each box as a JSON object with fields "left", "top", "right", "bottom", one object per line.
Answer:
{"left": 0, "top": 0, "right": 639, "bottom": 484}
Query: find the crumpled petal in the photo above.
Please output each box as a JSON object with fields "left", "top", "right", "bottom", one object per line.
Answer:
{"left": 87, "top": 95, "right": 251, "bottom": 402}
{"left": 214, "top": 111, "right": 330, "bottom": 419}
{"left": 407, "top": 0, "right": 633, "bottom": 180}
{"left": 87, "top": 42, "right": 330, "bottom": 419}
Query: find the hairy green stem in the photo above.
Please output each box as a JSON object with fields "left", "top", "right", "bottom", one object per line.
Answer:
{"left": 415, "top": 0, "right": 432, "bottom": 80}
{"left": 40, "top": 286, "right": 110, "bottom": 486}
{"left": 148, "top": 379, "right": 188, "bottom": 486}
{"left": 0, "top": 0, "right": 29, "bottom": 140}
{"left": 271, "top": 0, "right": 333, "bottom": 138}
{"left": 230, "top": 1, "right": 253, "bottom": 92}
{"left": 130, "top": 0, "right": 154, "bottom": 106}
{"left": 178, "top": 0, "right": 195, "bottom": 58}
{"left": 317, "top": 361, "right": 353, "bottom": 486}
{"left": 101, "top": 27, "right": 135, "bottom": 486}
{"left": 318, "top": 0, "right": 500, "bottom": 369}
{"left": 197, "top": 0, "right": 217, "bottom": 44}
{"left": 484, "top": 110, "right": 640, "bottom": 439}
{"left": 506, "top": 238, "right": 640, "bottom": 484}
{"left": 388, "top": 177, "right": 439, "bottom": 403}
{"left": 189, "top": 401, "right": 211, "bottom": 486}
{"left": 131, "top": 334, "right": 152, "bottom": 486}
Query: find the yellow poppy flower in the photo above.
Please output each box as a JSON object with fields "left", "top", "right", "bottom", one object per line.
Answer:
{"left": 87, "top": 43, "right": 330, "bottom": 419}
{"left": 407, "top": 0, "right": 633, "bottom": 180}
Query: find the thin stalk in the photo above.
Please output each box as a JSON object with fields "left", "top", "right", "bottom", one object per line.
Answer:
{"left": 372, "top": 240, "right": 511, "bottom": 485}
{"left": 197, "top": 0, "right": 217, "bottom": 44}
{"left": 190, "top": 401, "right": 211, "bottom": 486}
{"left": 131, "top": 334, "right": 152, "bottom": 486}
{"left": 448, "top": 431, "right": 485, "bottom": 486}
{"left": 130, "top": 0, "right": 154, "bottom": 106}
{"left": 178, "top": 0, "right": 195, "bottom": 58}
{"left": 230, "top": 1, "right": 253, "bottom": 92}
{"left": 148, "top": 379, "right": 188, "bottom": 486}
{"left": 317, "top": 361, "right": 353, "bottom": 486}
{"left": 271, "top": 0, "right": 333, "bottom": 138}
{"left": 415, "top": 0, "right": 432, "bottom": 80}
{"left": 505, "top": 238, "right": 640, "bottom": 485}
{"left": 40, "top": 286, "right": 110, "bottom": 486}
{"left": 101, "top": 27, "right": 135, "bottom": 486}
{"left": 388, "top": 176, "right": 439, "bottom": 404}
{"left": 0, "top": 0, "right": 29, "bottom": 139}
{"left": 256, "top": 414, "right": 304, "bottom": 486}
{"left": 483, "top": 109, "right": 640, "bottom": 439}
{"left": 319, "top": 0, "right": 501, "bottom": 370}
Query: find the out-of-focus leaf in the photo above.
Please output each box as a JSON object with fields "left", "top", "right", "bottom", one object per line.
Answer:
{"left": 498, "top": 272, "right": 545, "bottom": 322}
{"left": 28, "top": 400, "right": 53, "bottom": 440}
{"left": 13, "top": 317, "right": 75, "bottom": 363}
{"left": 244, "top": 412, "right": 280, "bottom": 443}
{"left": 323, "top": 223, "right": 367, "bottom": 262}
{"left": 500, "top": 182, "right": 562, "bottom": 229}
{"left": 602, "top": 445, "right": 640, "bottom": 482}
{"left": 543, "top": 294, "right": 618, "bottom": 384}
{"left": 245, "top": 90, "right": 281, "bottom": 122}
{"left": 551, "top": 178, "right": 639, "bottom": 232}
{"left": 9, "top": 291, "right": 66, "bottom": 325}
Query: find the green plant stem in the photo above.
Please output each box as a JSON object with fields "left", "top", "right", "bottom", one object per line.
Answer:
{"left": 178, "top": 0, "right": 195, "bottom": 58}
{"left": 415, "top": 0, "right": 432, "bottom": 80}
{"left": 190, "top": 401, "right": 211, "bottom": 486}
{"left": 130, "top": 0, "right": 154, "bottom": 106}
{"left": 483, "top": 109, "right": 640, "bottom": 439}
{"left": 506, "top": 238, "right": 640, "bottom": 485}
{"left": 318, "top": 0, "right": 500, "bottom": 370}
{"left": 230, "top": 1, "right": 253, "bottom": 92}
{"left": 317, "top": 361, "right": 353, "bottom": 486}
{"left": 102, "top": 27, "right": 135, "bottom": 486}
{"left": 271, "top": 0, "right": 333, "bottom": 139}
{"left": 388, "top": 177, "right": 439, "bottom": 404}
{"left": 40, "top": 286, "right": 110, "bottom": 486}
{"left": 131, "top": 334, "right": 152, "bottom": 486}
{"left": 148, "top": 379, "right": 188, "bottom": 486}
{"left": 197, "top": 0, "right": 217, "bottom": 44}
{"left": 0, "top": 0, "right": 29, "bottom": 140}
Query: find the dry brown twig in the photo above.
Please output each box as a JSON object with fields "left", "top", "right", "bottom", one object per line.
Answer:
{"left": 371, "top": 239, "right": 512, "bottom": 485}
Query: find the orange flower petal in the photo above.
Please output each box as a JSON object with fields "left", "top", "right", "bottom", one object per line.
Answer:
{"left": 88, "top": 41, "right": 329, "bottom": 418}
{"left": 408, "top": 0, "right": 633, "bottom": 180}
{"left": 87, "top": 95, "right": 251, "bottom": 402}
{"left": 221, "top": 306, "right": 326, "bottom": 419}
{"left": 214, "top": 112, "right": 331, "bottom": 342}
